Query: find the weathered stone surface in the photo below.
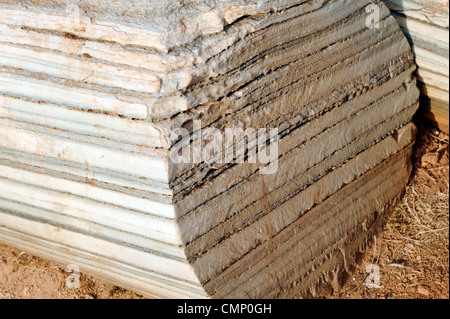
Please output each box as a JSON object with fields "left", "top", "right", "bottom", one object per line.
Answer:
{"left": 383, "top": 0, "right": 449, "bottom": 133}
{"left": 0, "top": 0, "right": 420, "bottom": 298}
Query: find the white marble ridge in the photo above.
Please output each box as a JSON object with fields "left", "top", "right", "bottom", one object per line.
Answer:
{"left": 383, "top": 0, "right": 449, "bottom": 132}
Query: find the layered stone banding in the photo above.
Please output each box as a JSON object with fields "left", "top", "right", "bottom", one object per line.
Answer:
{"left": 0, "top": 0, "right": 420, "bottom": 298}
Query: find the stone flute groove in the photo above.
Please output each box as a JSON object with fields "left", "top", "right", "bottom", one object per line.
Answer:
{"left": 0, "top": 0, "right": 420, "bottom": 298}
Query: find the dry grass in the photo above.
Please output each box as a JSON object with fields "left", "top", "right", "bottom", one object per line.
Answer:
{"left": 334, "top": 121, "right": 449, "bottom": 299}
{"left": 0, "top": 244, "right": 145, "bottom": 299}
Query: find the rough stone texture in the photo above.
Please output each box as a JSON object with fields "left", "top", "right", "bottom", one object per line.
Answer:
{"left": 0, "top": 0, "right": 420, "bottom": 298}
{"left": 383, "top": 0, "right": 449, "bottom": 133}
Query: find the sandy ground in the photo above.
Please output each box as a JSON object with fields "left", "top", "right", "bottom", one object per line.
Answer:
{"left": 0, "top": 120, "right": 448, "bottom": 299}
{"left": 332, "top": 121, "right": 449, "bottom": 299}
